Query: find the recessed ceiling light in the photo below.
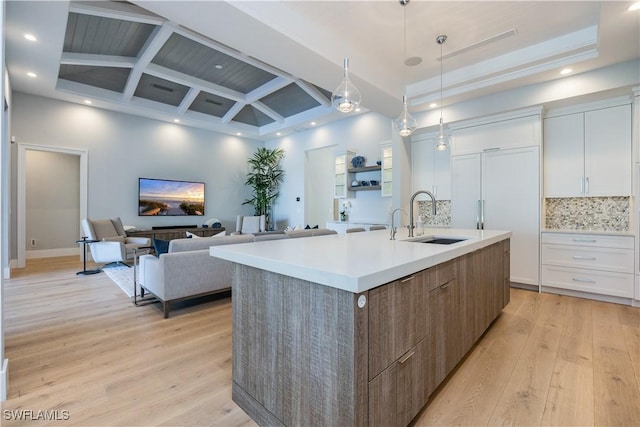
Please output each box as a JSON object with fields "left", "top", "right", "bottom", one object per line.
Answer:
{"left": 429, "top": 103, "right": 438, "bottom": 108}
{"left": 173, "top": 119, "right": 180, "bottom": 123}
{"left": 276, "top": 132, "right": 282, "bottom": 136}
{"left": 560, "top": 68, "right": 573, "bottom": 75}
{"left": 24, "top": 34, "right": 37, "bottom": 42}
{"left": 355, "top": 108, "right": 361, "bottom": 112}
{"left": 215, "top": 64, "right": 223, "bottom": 69}
{"left": 628, "top": 2, "right": 640, "bottom": 11}
{"left": 404, "top": 56, "right": 422, "bottom": 66}
{"left": 84, "top": 100, "right": 92, "bottom": 105}
{"left": 27, "top": 72, "right": 37, "bottom": 78}
{"left": 310, "top": 122, "right": 316, "bottom": 126}
{"left": 236, "top": 132, "right": 242, "bottom": 136}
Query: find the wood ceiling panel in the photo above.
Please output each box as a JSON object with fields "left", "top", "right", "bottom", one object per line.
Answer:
{"left": 152, "top": 34, "right": 276, "bottom": 94}
{"left": 58, "top": 64, "right": 130, "bottom": 93}
{"left": 188, "top": 91, "right": 235, "bottom": 117}
{"left": 63, "top": 13, "right": 156, "bottom": 57}
{"left": 260, "top": 83, "right": 321, "bottom": 118}
{"left": 134, "top": 74, "right": 190, "bottom": 107}
{"left": 233, "top": 105, "right": 274, "bottom": 127}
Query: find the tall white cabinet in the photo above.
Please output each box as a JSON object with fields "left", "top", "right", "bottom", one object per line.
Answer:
{"left": 544, "top": 103, "right": 632, "bottom": 197}
{"left": 411, "top": 135, "right": 451, "bottom": 200}
{"left": 450, "top": 112, "right": 541, "bottom": 286}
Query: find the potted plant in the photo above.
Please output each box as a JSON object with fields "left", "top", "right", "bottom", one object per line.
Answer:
{"left": 243, "top": 147, "right": 285, "bottom": 230}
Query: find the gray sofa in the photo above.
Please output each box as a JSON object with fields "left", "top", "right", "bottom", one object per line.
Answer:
{"left": 138, "top": 229, "right": 337, "bottom": 318}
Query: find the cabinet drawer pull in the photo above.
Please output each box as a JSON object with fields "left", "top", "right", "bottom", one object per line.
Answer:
{"left": 400, "top": 275, "right": 415, "bottom": 283}
{"left": 440, "top": 282, "right": 452, "bottom": 290}
{"left": 483, "top": 147, "right": 500, "bottom": 152}
{"left": 398, "top": 351, "right": 415, "bottom": 364}
{"left": 572, "top": 255, "right": 596, "bottom": 260}
{"left": 572, "top": 238, "right": 596, "bottom": 243}
{"left": 572, "top": 277, "right": 596, "bottom": 284}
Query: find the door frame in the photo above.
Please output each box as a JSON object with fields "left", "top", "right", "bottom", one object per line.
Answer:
{"left": 16, "top": 143, "right": 88, "bottom": 268}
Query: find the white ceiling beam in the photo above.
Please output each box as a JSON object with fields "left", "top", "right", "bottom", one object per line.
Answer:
{"left": 245, "top": 76, "right": 292, "bottom": 103}
{"left": 252, "top": 101, "right": 285, "bottom": 123}
{"left": 122, "top": 22, "right": 176, "bottom": 101}
{"left": 145, "top": 63, "right": 245, "bottom": 102}
{"left": 221, "top": 102, "right": 245, "bottom": 124}
{"left": 70, "top": 1, "right": 165, "bottom": 25}
{"left": 295, "top": 80, "right": 331, "bottom": 107}
{"left": 178, "top": 88, "right": 200, "bottom": 114}
{"left": 60, "top": 52, "right": 135, "bottom": 68}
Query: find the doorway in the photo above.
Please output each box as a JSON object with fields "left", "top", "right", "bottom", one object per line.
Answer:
{"left": 16, "top": 144, "right": 88, "bottom": 269}
{"left": 305, "top": 146, "right": 336, "bottom": 229}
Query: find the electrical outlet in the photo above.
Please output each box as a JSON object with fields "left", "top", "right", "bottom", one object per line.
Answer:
{"left": 30, "top": 239, "right": 36, "bottom": 247}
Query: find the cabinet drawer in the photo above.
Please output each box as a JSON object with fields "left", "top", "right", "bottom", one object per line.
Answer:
{"left": 369, "top": 337, "right": 432, "bottom": 427}
{"left": 368, "top": 272, "right": 429, "bottom": 380}
{"left": 541, "top": 244, "right": 634, "bottom": 273}
{"left": 541, "top": 232, "right": 633, "bottom": 249}
{"left": 541, "top": 265, "right": 633, "bottom": 298}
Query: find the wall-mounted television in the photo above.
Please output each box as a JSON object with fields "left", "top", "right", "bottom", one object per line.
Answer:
{"left": 138, "top": 178, "right": 205, "bottom": 216}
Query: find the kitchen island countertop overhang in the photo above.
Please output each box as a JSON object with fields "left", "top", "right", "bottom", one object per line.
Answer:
{"left": 209, "top": 227, "right": 511, "bottom": 293}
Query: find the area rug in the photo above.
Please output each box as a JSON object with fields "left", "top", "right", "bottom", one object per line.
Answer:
{"left": 103, "top": 266, "right": 142, "bottom": 297}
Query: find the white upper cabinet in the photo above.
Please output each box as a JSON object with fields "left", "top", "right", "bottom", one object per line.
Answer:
{"left": 544, "top": 103, "right": 632, "bottom": 197}
{"left": 411, "top": 136, "right": 451, "bottom": 200}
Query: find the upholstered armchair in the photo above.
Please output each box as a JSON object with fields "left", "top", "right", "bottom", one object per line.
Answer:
{"left": 233, "top": 215, "right": 266, "bottom": 234}
{"left": 81, "top": 217, "right": 151, "bottom": 268}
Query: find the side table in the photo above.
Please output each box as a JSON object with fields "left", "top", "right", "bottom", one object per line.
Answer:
{"left": 76, "top": 237, "right": 102, "bottom": 275}
{"left": 131, "top": 246, "right": 156, "bottom": 307}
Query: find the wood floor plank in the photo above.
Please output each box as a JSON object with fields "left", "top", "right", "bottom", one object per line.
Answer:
{"left": 592, "top": 300, "right": 640, "bottom": 426}
{"left": 2, "top": 258, "right": 640, "bottom": 426}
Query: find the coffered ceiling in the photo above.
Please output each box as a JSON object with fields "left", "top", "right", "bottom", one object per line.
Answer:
{"left": 5, "top": 1, "right": 640, "bottom": 140}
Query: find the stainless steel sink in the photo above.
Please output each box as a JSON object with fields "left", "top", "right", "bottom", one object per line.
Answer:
{"left": 406, "top": 236, "right": 468, "bottom": 245}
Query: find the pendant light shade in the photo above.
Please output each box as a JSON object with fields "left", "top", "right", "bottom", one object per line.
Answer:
{"left": 394, "top": 0, "right": 417, "bottom": 137}
{"left": 394, "top": 95, "right": 417, "bottom": 137}
{"left": 436, "top": 34, "right": 449, "bottom": 150}
{"left": 332, "top": 58, "right": 361, "bottom": 113}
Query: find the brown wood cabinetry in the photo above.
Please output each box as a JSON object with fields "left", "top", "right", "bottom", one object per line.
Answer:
{"left": 232, "top": 239, "right": 511, "bottom": 427}
{"left": 368, "top": 272, "right": 430, "bottom": 380}
{"left": 369, "top": 337, "right": 432, "bottom": 427}
{"left": 429, "top": 278, "right": 462, "bottom": 386}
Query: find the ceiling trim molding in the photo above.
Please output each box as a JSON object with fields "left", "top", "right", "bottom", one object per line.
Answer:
{"left": 69, "top": 1, "right": 165, "bottom": 25}
{"left": 245, "top": 76, "right": 293, "bottom": 103}
{"left": 252, "top": 101, "right": 285, "bottom": 123}
{"left": 60, "top": 52, "right": 136, "bottom": 68}
{"left": 295, "top": 80, "right": 331, "bottom": 107}
{"left": 177, "top": 88, "right": 200, "bottom": 114}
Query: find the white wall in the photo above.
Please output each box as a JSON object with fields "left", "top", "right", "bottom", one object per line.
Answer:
{"left": 267, "top": 112, "right": 393, "bottom": 229}
{"left": 10, "top": 92, "right": 263, "bottom": 259}
{"left": 25, "top": 150, "right": 79, "bottom": 253}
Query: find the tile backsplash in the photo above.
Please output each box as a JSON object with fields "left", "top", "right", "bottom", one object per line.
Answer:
{"left": 417, "top": 200, "right": 451, "bottom": 227}
{"left": 545, "top": 196, "right": 630, "bottom": 231}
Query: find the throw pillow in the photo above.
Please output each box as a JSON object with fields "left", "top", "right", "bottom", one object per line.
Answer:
{"left": 152, "top": 238, "right": 170, "bottom": 256}
{"left": 212, "top": 230, "right": 226, "bottom": 237}
{"left": 185, "top": 231, "right": 201, "bottom": 238}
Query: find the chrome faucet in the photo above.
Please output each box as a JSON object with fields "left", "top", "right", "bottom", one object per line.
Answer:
{"left": 409, "top": 190, "right": 437, "bottom": 238}
{"left": 390, "top": 208, "right": 407, "bottom": 240}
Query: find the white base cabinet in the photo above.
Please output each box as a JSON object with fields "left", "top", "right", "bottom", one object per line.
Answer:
{"left": 541, "top": 232, "right": 634, "bottom": 299}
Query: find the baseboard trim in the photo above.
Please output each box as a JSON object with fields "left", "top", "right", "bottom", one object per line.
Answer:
{"left": 0, "top": 358, "right": 8, "bottom": 401}
{"left": 541, "top": 286, "right": 632, "bottom": 306}
{"left": 3, "top": 266, "right": 10, "bottom": 279}
{"left": 26, "top": 248, "right": 79, "bottom": 259}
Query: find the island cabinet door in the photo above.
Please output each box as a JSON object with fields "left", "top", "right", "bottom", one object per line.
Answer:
{"left": 368, "top": 337, "right": 433, "bottom": 427}
{"left": 429, "top": 278, "right": 463, "bottom": 386}
{"left": 367, "top": 271, "right": 431, "bottom": 380}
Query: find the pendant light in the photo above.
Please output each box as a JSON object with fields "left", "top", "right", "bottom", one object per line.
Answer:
{"left": 436, "top": 34, "right": 449, "bottom": 151}
{"left": 393, "top": 0, "right": 417, "bottom": 137}
{"left": 332, "top": 58, "right": 361, "bottom": 113}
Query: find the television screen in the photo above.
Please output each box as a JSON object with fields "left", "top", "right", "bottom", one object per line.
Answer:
{"left": 138, "top": 178, "right": 205, "bottom": 216}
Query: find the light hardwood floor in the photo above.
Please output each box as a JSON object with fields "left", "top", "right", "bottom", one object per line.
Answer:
{"left": 1, "top": 256, "right": 639, "bottom": 426}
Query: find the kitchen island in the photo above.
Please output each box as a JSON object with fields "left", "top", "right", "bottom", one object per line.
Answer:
{"left": 210, "top": 227, "right": 511, "bottom": 427}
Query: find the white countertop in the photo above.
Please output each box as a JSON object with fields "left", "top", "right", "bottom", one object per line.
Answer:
{"left": 210, "top": 227, "right": 511, "bottom": 293}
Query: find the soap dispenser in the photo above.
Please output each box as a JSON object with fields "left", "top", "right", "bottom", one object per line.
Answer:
{"left": 416, "top": 215, "right": 424, "bottom": 236}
